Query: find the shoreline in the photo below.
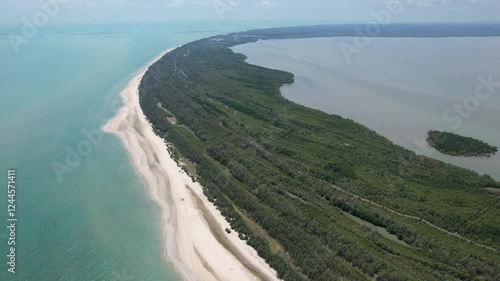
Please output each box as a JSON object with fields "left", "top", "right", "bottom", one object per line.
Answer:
{"left": 102, "top": 48, "right": 280, "bottom": 281}
{"left": 231, "top": 39, "right": 500, "bottom": 181}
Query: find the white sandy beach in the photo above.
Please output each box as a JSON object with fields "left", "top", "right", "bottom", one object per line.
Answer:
{"left": 103, "top": 48, "right": 281, "bottom": 281}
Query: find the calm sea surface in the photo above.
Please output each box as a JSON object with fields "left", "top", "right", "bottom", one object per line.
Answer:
{"left": 0, "top": 21, "right": 309, "bottom": 281}
{"left": 232, "top": 37, "right": 500, "bottom": 180}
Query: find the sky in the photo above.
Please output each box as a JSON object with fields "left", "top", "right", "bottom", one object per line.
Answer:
{"left": 0, "top": 0, "right": 498, "bottom": 24}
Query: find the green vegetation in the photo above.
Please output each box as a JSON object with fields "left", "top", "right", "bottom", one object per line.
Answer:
{"left": 427, "top": 130, "right": 498, "bottom": 157}
{"left": 139, "top": 27, "right": 500, "bottom": 281}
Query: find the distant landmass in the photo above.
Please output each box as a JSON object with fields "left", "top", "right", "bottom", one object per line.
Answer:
{"left": 427, "top": 130, "right": 498, "bottom": 157}
{"left": 139, "top": 24, "right": 500, "bottom": 281}
{"left": 234, "top": 22, "right": 500, "bottom": 40}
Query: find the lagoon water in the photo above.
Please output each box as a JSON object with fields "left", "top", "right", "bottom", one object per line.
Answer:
{"left": 0, "top": 21, "right": 307, "bottom": 281}
{"left": 232, "top": 37, "right": 500, "bottom": 180}
{"left": 1, "top": 23, "right": 500, "bottom": 281}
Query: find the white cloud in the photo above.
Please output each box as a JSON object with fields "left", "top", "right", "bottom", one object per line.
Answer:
{"left": 407, "top": 0, "right": 434, "bottom": 7}
{"left": 254, "top": 0, "right": 278, "bottom": 7}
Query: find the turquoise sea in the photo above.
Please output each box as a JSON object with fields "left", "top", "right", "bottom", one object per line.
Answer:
{"left": 5, "top": 21, "right": 499, "bottom": 281}
{"left": 0, "top": 21, "right": 309, "bottom": 281}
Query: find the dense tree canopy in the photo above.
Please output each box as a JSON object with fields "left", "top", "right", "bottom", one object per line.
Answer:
{"left": 139, "top": 26, "right": 500, "bottom": 281}
{"left": 427, "top": 130, "right": 498, "bottom": 157}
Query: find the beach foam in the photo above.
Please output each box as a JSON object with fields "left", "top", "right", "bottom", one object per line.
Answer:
{"left": 103, "top": 48, "right": 281, "bottom": 281}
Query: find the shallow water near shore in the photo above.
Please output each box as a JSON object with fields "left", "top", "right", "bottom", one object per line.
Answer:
{"left": 232, "top": 37, "right": 500, "bottom": 180}
{"left": 0, "top": 21, "right": 308, "bottom": 281}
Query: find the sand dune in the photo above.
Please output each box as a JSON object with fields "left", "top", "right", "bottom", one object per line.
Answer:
{"left": 103, "top": 48, "right": 280, "bottom": 281}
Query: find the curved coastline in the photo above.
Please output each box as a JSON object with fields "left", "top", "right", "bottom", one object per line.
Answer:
{"left": 230, "top": 37, "right": 500, "bottom": 181}
{"left": 103, "top": 48, "right": 280, "bottom": 281}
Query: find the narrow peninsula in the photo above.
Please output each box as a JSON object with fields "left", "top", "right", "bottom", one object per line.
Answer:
{"left": 139, "top": 24, "right": 500, "bottom": 281}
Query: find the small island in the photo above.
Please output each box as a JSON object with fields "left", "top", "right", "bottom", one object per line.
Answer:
{"left": 427, "top": 130, "right": 498, "bottom": 157}
{"left": 137, "top": 25, "right": 500, "bottom": 280}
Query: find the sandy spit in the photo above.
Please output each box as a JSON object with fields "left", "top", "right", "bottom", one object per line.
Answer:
{"left": 103, "top": 48, "right": 281, "bottom": 281}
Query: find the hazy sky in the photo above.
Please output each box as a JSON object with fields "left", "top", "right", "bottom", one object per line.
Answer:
{"left": 0, "top": 0, "right": 498, "bottom": 24}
